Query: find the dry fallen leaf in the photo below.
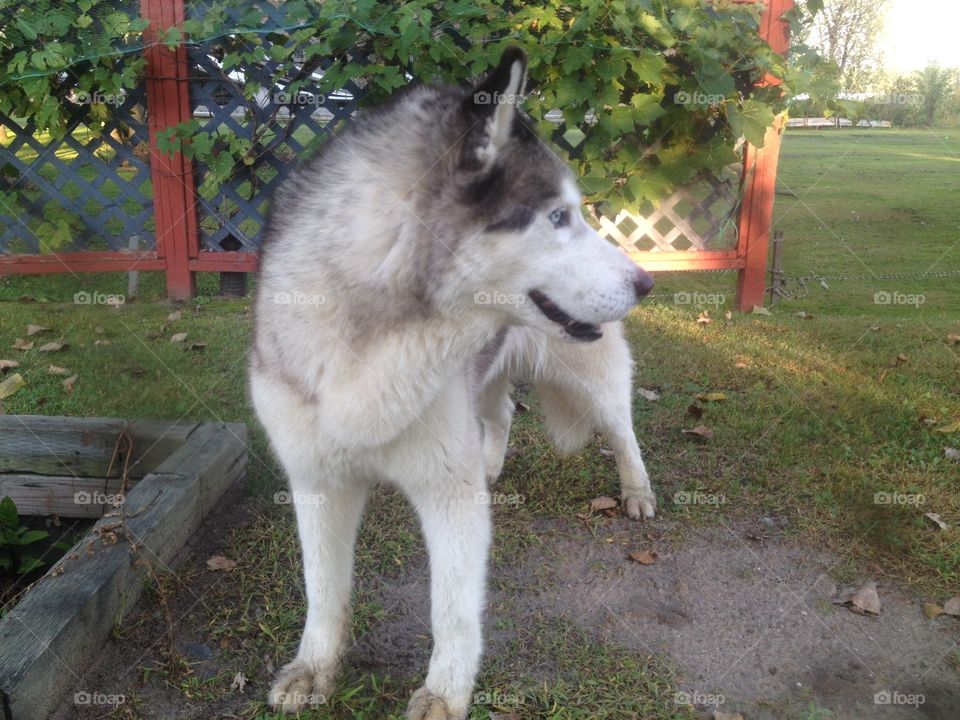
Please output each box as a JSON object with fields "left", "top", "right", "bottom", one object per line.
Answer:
{"left": 893, "top": 353, "right": 908, "bottom": 367}
{"left": 869, "top": 325, "right": 880, "bottom": 331}
{"left": 167, "top": 311, "right": 183, "bottom": 323}
{"left": 170, "top": 332, "right": 188, "bottom": 343}
{"left": 935, "top": 420, "right": 960, "bottom": 434}
{"left": 696, "top": 311, "right": 712, "bottom": 324}
{"left": 0, "top": 373, "right": 27, "bottom": 400}
{"left": 942, "top": 595, "right": 960, "bottom": 617}
{"left": 231, "top": 670, "right": 247, "bottom": 692}
{"left": 923, "top": 602, "right": 944, "bottom": 620}
{"left": 735, "top": 361, "right": 749, "bottom": 369}
{"left": 47, "top": 365, "right": 70, "bottom": 376}
{"left": 63, "top": 375, "right": 78, "bottom": 395}
{"left": 590, "top": 496, "right": 618, "bottom": 512}
{"left": 206, "top": 554, "right": 237, "bottom": 571}
{"left": 638, "top": 387, "right": 660, "bottom": 401}
{"left": 752, "top": 305, "right": 772, "bottom": 316}
{"left": 145, "top": 329, "right": 162, "bottom": 340}
{"left": 714, "top": 712, "right": 745, "bottom": 720}
{"left": 682, "top": 425, "right": 714, "bottom": 440}
{"left": 834, "top": 581, "right": 881, "bottom": 616}
{"left": 724, "top": 310, "right": 733, "bottom": 321}
{"left": 947, "top": 333, "right": 960, "bottom": 345}
{"left": 0, "top": 359, "right": 18, "bottom": 372}
{"left": 628, "top": 549, "right": 658, "bottom": 565}
{"left": 687, "top": 403, "right": 704, "bottom": 419}
{"left": 924, "top": 512, "right": 950, "bottom": 531}
{"left": 94, "top": 326, "right": 104, "bottom": 334}
{"left": 795, "top": 311, "right": 814, "bottom": 320}
{"left": 26, "top": 324, "right": 49, "bottom": 336}
{"left": 94, "top": 339, "right": 112, "bottom": 347}
{"left": 185, "top": 341, "right": 207, "bottom": 351}
{"left": 697, "top": 392, "right": 727, "bottom": 402}
{"left": 945, "top": 447, "right": 960, "bottom": 461}
{"left": 12, "top": 338, "right": 34, "bottom": 351}
{"left": 38, "top": 341, "right": 66, "bottom": 353}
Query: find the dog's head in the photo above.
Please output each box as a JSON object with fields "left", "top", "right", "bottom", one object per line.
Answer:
{"left": 455, "top": 47, "right": 653, "bottom": 342}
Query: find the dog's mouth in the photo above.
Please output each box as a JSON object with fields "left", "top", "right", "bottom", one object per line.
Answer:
{"left": 528, "top": 289, "right": 602, "bottom": 342}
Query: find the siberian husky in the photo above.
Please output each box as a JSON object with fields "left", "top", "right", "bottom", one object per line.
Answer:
{"left": 250, "top": 47, "right": 656, "bottom": 719}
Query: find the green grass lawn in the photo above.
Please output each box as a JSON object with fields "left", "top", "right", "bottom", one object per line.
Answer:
{"left": 1, "top": 127, "right": 959, "bottom": 719}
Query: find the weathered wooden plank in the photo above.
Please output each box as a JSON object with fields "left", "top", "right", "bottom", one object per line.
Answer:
{"left": 0, "top": 417, "right": 127, "bottom": 477}
{"left": 0, "top": 420, "right": 247, "bottom": 720}
{"left": 154, "top": 421, "right": 247, "bottom": 515}
{"left": 0, "top": 473, "right": 200, "bottom": 720}
{"left": 0, "top": 474, "right": 133, "bottom": 518}
{"left": 0, "top": 416, "right": 199, "bottom": 478}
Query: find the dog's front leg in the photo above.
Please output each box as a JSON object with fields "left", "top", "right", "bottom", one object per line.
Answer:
{"left": 268, "top": 479, "right": 370, "bottom": 713}
{"left": 403, "top": 467, "right": 490, "bottom": 719}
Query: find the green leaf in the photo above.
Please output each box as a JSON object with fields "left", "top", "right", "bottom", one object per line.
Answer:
{"left": 629, "top": 93, "right": 667, "bottom": 125}
{"left": 18, "top": 556, "right": 45, "bottom": 575}
{"left": 18, "top": 529, "right": 49, "bottom": 546}
{"left": 15, "top": 19, "right": 38, "bottom": 41}
{"left": 726, "top": 99, "right": 775, "bottom": 147}
{"left": 0, "top": 497, "right": 17, "bottom": 529}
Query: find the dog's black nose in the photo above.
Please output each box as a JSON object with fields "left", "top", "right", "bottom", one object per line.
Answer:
{"left": 634, "top": 268, "right": 654, "bottom": 301}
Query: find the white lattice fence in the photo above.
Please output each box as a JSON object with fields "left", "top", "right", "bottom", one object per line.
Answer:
{"left": 593, "top": 170, "right": 741, "bottom": 254}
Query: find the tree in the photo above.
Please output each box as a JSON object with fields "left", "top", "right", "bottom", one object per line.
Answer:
{"left": 913, "top": 64, "right": 958, "bottom": 126}
{"left": 799, "top": 0, "right": 888, "bottom": 92}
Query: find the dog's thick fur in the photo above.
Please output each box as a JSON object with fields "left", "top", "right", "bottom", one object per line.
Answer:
{"left": 250, "top": 48, "right": 656, "bottom": 719}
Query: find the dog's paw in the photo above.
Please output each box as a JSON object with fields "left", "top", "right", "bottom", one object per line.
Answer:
{"left": 405, "top": 686, "right": 465, "bottom": 720}
{"left": 267, "top": 659, "right": 334, "bottom": 714}
{"left": 622, "top": 488, "right": 657, "bottom": 521}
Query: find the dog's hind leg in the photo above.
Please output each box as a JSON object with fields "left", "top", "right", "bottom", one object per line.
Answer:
{"left": 402, "top": 466, "right": 490, "bottom": 719}
{"left": 537, "top": 323, "right": 657, "bottom": 520}
{"left": 478, "top": 372, "right": 514, "bottom": 484}
{"left": 268, "top": 478, "right": 370, "bottom": 714}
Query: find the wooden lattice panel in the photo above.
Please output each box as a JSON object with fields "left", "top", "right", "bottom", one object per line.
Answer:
{"left": 595, "top": 170, "right": 741, "bottom": 253}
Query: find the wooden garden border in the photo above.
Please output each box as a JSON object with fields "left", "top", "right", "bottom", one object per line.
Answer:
{"left": 0, "top": 0, "right": 794, "bottom": 310}
{"left": 0, "top": 416, "right": 247, "bottom": 720}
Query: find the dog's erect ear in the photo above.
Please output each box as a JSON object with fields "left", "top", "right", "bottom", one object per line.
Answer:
{"left": 461, "top": 47, "right": 528, "bottom": 171}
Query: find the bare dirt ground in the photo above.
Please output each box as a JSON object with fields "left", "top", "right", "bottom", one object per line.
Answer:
{"left": 50, "top": 477, "right": 960, "bottom": 720}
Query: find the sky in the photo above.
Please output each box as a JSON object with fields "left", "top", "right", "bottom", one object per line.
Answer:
{"left": 878, "top": 0, "right": 960, "bottom": 72}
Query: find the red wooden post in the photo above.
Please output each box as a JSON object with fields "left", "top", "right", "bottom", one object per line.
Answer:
{"left": 734, "top": 0, "right": 794, "bottom": 311}
{"left": 141, "top": 0, "right": 198, "bottom": 300}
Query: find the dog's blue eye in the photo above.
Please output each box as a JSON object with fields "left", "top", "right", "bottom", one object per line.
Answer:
{"left": 548, "top": 208, "right": 569, "bottom": 228}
